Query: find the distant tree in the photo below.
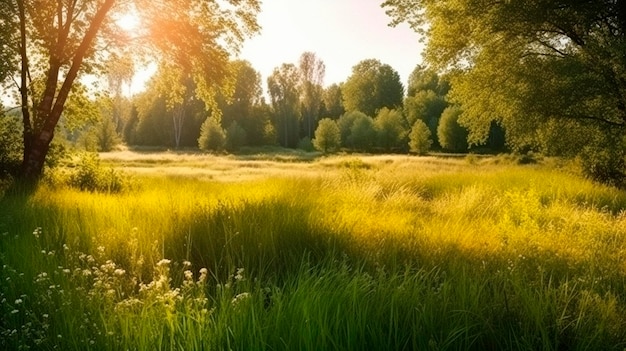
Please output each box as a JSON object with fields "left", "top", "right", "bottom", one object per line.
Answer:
{"left": 403, "top": 65, "right": 449, "bottom": 147}
{"left": 437, "top": 106, "right": 468, "bottom": 152}
{"left": 337, "top": 111, "right": 367, "bottom": 147}
{"left": 375, "top": 108, "right": 408, "bottom": 152}
{"left": 198, "top": 117, "right": 226, "bottom": 152}
{"left": 219, "top": 60, "right": 264, "bottom": 146}
{"left": 348, "top": 114, "right": 376, "bottom": 152}
{"left": 321, "top": 84, "right": 345, "bottom": 119}
{"left": 225, "top": 121, "right": 247, "bottom": 152}
{"left": 342, "top": 59, "right": 404, "bottom": 116}
{"left": 313, "top": 118, "right": 341, "bottom": 153}
{"left": 299, "top": 52, "right": 326, "bottom": 139}
{"left": 268, "top": 63, "right": 301, "bottom": 148}
{"left": 408, "top": 120, "right": 432, "bottom": 155}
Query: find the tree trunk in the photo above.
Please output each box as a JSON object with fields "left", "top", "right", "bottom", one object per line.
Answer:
{"left": 17, "top": 0, "right": 116, "bottom": 180}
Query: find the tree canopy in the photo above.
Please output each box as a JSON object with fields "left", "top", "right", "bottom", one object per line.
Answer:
{"left": 342, "top": 59, "right": 404, "bottom": 117}
{"left": 1, "top": 0, "right": 260, "bottom": 179}
{"left": 383, "top": 0, "right": 626, "bottom": 183}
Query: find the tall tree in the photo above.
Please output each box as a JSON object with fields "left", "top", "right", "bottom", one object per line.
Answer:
{"left": 218, "top": 60, "right": 265, "bottom": 145}
{"left": 2, "top": 0, "right": 259, "bottom": 180}
{"left": 267, "top": 63, "right": 301, "bottom": 148}
{"left": 298, "top": 52, "right": 326, "bottom": 139}
{"left": 321, "top": 83, "right": 345, "bottom": 119}
{"left": 383, "top": 0, "right": 626, "bottom": 183}
{"left": 342, "top": 59, "right": 404, "bottom": 117}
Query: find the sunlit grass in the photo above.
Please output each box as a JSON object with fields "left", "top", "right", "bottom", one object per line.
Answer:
{"left": 1, "top": 152, "right": 626, "bottom": 349}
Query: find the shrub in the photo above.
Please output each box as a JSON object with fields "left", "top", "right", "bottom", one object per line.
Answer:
{"left": 313, "top": 118, "right": 341, "bottom": 153}
{"left": 225, "top": 121, "right": 247, "bottom": 152}
{"left": 337, "top": 111, "right": 366, "bottom": 147}
{"left": 67, "top": 152, "right": 130, "bottom": 192}
{"left": 408, "top": 120, "right": 432, "bottom": 155}
{"left": 374, "top": 108, "right": 408, "bottom": 151}
{"left": 347, "top": 114, "right": 376, "bottom": 152}
{"left": 437, "top": 106, "right": 468, "bottom": 152}
{"left": 198, "top": 117, "right": 226, "bottom": 151}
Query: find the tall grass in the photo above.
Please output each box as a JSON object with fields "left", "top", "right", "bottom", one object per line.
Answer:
{"left": 1, "top": 153, "right": 626, "bottom": 349}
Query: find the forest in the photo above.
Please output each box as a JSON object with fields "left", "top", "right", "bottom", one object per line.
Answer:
{"left": 1, "top": 0, "right": 626, "bottom": 350}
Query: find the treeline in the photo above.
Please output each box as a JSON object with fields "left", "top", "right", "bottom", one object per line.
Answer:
{"left": 36, "top": 53, "right": 503, "bottom": 156}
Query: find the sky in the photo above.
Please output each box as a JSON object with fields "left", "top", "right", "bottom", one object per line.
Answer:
{"left": 236, "top": 0, "right": 424, "bottom": 90}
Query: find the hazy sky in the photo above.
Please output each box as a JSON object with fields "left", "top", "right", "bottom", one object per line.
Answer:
{"left": 238, "top": 0, "right": 424, "bottom": 90}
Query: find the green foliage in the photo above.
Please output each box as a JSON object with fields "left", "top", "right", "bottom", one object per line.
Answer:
{"left": 198, "top": 117, "right": 226, "bottom": 152}
{"left": 408, "top": 119, "right": 432, "bottom": 154}
{"left": 437, "top": 105, "right": 468, "bottom": 152}
{"left": 342, "top": 59, "right": 404, "bottom": 116}
{"left": 225, "top": 121, "right": 247, "bottom": 152}
{"left": 337, "top": 110, "right": 365, "bottom": 147}
{"left": 267, "top": 63, "right": 301, "bottom": 148}
{"left": 374, "top": 108, "right": 408, "bottom": 151}
{"left": 313, "top": 118, "right": 341, "bottom": 153}
{"left": 63, "top": 152, "right": 130, "bottom": 193}
{"left": 96, "top": 116, "right": 121, "bottom": 152}
{"left": 0, "top": 114, "right": 23, "bottom": 177}
{"left": 321, "top": 84, "right": 345, "bottom": 119}
{"left": 384, "top": 0, "right": 626, "bottom": 185}
{"left": 347, "top": 114, "right": 376, "bottom": 152}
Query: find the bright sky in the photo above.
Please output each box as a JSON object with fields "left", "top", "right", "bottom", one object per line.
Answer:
{"left": 237, "top": 0, "right": 424, "bottom": 91}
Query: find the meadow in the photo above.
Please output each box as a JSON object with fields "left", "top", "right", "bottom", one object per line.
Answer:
{"left": 1, "top": 150, "right": 626, "bottom": 350}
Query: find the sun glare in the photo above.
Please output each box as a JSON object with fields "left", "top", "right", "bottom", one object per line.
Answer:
{"left": 116, "top": 11, "right": 140, "bottom": 33}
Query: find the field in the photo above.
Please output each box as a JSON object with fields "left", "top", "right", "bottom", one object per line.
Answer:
{"left": 2, "top": 150, "right": 626, "bottom": 350}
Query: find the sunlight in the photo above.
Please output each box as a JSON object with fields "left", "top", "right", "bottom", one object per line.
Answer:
{"left": 115, "top": 11, "right": 140, "bottom": 33}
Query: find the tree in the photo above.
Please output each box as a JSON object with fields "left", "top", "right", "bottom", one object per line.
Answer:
{"left": 321, "top": 84, "right": 345, "bottom": 120}
{"left": 313, "top": 118, "right": 341, "bottom": 153}
{"left": 408, "top": 120, "right": 432, "bottom": 155}
{"left": 374, "top": 108, "right": 408, "bottom": 152}
{"left": 383, "top": 0, "right": 626, "bottom": 183}
{"left": 342, "top": 59, "right": 404, "bottom": 117}
{"left": 3, "top": 0, "right": 260, "bottom": 180}
{"left": 337, "top": 110, "right": 367, "bottom": 147}
{"left": 267, "top": 63, "right": 301, "bottom": 148}
{"left": 437, "top": 105, "right": 468, "bottom": 152}
{"left": 225, "top": 121, "right": 247, "bottom": 152}
{"left": 219, "top": 60, "right": 265, "bottom": 146}
{"left": 403, "top": 65, "right": 450, "bottom": 147}
{"left": 299, "top": 52, "right": 326, "bottom": 139}
{"left": 348, "top": 114, "right": 376, "bottom": 152}
{"left": 198, "top": 117, "right": 226, "bottom": 152}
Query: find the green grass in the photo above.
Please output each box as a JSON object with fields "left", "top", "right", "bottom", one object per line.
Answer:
{"left": 1, "top": 152, "right": 626, "bottom": 350}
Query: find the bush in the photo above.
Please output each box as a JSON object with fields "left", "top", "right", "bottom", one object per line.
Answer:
{"left": 66, "top": 152, "right": 131, "bottom": 192}
{"left": 408, "top": 120, "right": 432, "bottom": 155}
{"left": 347, "top": 114, "right": 376, "bottom": 152}
{"left": 437, "top": 106, "right": 468, "bottom": 152}
{"left": 225, "top": 121, "right": 247, "bottom": 152}
{"left": 337, "top": 111, "right": 366, "bottom": 147}
{"left": 579, "top": 143, "right": 626, "bottom": 187}
{"left": 374, "top": 108, "right": 408, "bottom": 151}
{"left": 313, "top": 118, "right": 341, "bottom": 153}
{"left": 198, "top": 117, "right": 226, "bottom": 151}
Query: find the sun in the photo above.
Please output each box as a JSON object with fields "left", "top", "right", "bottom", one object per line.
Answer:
{"left": 115, "top": 11, "right": 140, "bottom": 33}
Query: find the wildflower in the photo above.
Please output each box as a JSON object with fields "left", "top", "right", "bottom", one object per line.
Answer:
{"left": 183, "top": 260, "right": 192, "bottom": 268}
{"left": 114, "top": 269, "right": 125, "bottom": 276}
{"left": 14, "top": 299, "right": 22, "bottom": 305}
{"left": 11, "top": 309, "right": 19, "bottom": 314}
{"left": 157, "top": 259, "right": 171, "bottom": 267}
